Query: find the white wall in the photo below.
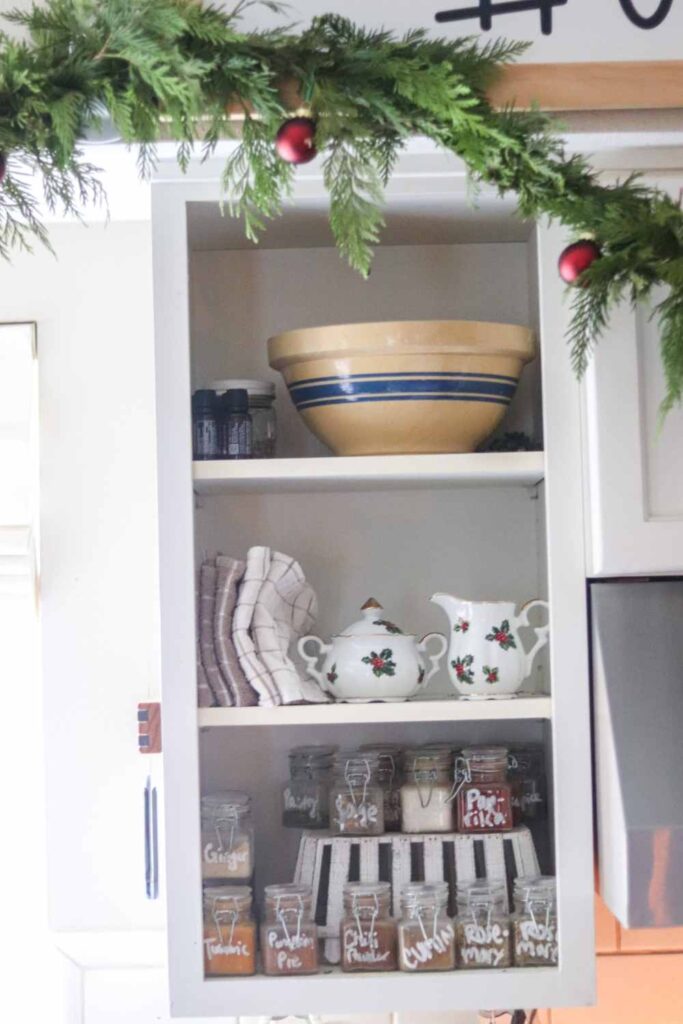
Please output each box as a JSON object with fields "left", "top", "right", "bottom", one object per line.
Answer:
{"left": 0, "top": 221, "right": 164, "bottom": 935}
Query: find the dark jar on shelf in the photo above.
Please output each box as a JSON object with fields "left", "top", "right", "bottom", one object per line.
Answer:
{"left": 211, "top": 378, "right": 277, "bottom": 458}
{"left": 329, "top": 751, "right": 385, "bottom": 836}
{"left": 456, "top": 746, "right": 514, "bottom": 833}
{"left": 203, "top": 886, "right": 256, "bottom": 976}
{"left": 398, "top": 881, "right": 456, "bottom": 972}
{"left": 360, "top": 743, "right": 403, "bottom": 832}
{"left": 508, "top": 745, "right": 547, "bottom": 823}
{"left": 455, "top": 880, "right": 512, "bottom": 969}
{"left": 192, "top": 389, "right": 219, "bottom": 460}
{"left": 261, "top": 883, "right": 319, "bottom": 976}
{"left": 512, "top": 876, "right": 558, "bottom": 967}
{"left": 219, "top": 388, "right": 252, "bottom": 459}
{"left": 282, "top": 745, "right": 336, "bottom": 829}
{"left": 340, "top": 882, "right": 398, "bottom": 972}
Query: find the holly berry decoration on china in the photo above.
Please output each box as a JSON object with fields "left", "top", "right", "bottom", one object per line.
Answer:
{"left": 558, "top": 239, "right": 602, "bottom": 285}
{"left": 275, "top": 116, "right": 317, "bottom": 165}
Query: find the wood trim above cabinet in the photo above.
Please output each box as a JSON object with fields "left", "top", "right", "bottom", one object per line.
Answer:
{"left": 489, "top": 61, "right": 683, "bottom": 112}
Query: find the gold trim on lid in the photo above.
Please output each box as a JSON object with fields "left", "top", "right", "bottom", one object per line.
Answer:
{"left": 361, "top": 598, "right": 383, "bottom": 611}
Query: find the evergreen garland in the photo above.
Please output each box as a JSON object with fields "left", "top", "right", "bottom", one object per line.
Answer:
{"left": 1, "top": 0, "right": 683, "bottom": 411}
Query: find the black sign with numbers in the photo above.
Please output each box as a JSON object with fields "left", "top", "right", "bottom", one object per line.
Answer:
{"left": 435, "top": 0, "right": 674, "bottom": 35}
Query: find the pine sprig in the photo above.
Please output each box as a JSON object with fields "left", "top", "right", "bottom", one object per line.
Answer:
{"left": 0, "top": 2, "right": 682, "bottom": 410}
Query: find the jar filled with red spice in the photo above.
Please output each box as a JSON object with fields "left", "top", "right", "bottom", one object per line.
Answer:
{"left": 261, "top": 883, "right": 320, "bottom": 976}
{"left": 203, "top": 886, "right": 256, "bottom": 976}
{"left": 398, "top": 882, "right": 456, "bottom": 972}
{"left": 456, "top": 747, "right": 514, "bottom": 833}
{"left": 340, "top": 882, "right": 398, "bottom": 972}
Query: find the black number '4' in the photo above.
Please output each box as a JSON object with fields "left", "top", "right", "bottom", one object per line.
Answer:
{"left": 436, "top": 0, "right": 673, "bottom": 35}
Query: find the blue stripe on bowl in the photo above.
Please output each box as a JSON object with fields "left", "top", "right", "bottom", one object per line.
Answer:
{"left": 288, "top": 370, "right": 519, "bottom": 389}
{"left": 289, "top": 376, "right": 516, "bottom": 410}
{"left": 294, "top": 393, "right": 511, "bottom": 410}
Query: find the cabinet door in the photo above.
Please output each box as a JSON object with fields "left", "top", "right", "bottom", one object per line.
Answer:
{"left": 581, "top": 173, "right": 683, "bottom": 576}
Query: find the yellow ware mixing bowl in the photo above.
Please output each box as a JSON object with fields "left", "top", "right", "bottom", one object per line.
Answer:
{"left": 267, "top": 321, "right": 535, "bottom": 457}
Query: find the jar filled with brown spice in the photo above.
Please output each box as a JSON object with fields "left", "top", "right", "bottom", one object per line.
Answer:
{"left": 455, "top": 880, "right": 511, "bottom": 969}
{"left": 340, "top": 882, "right": 398, "bottom": 972}
{"left": 512, "top": 876, "right": 558, "bottom": 967}
{"left": 329, "top": 751, "right": 385, "bottom": 836}
{"left": 398, "top": 881, "right": 456, "bottom": 972}
{"left": 261, "top": 883, "right": 320, "bottom": 976}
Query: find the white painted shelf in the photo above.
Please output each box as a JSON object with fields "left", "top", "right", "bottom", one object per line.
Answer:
{"left": 198, "top": 695, "right": 551, "bottom": 728}
{"left": 192, "top": 451, "right": 545, "bottom": 494}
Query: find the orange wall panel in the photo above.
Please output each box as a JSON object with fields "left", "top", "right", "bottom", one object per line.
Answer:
{"left": 550, "top": 954, "right": 683, "bottom": 1024}
{"left": 619, "top": 926, "right": 683, "bottom": 954}
{"left": 594, "top": 893, "right": 619, "bottom": 954}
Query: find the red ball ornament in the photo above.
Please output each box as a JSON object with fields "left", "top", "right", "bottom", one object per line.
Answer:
{"left": 558, "top": 239, "right": 602, "bottom": 285}
{"left": 275, "top": 116, "right": 317, "bottom": 165}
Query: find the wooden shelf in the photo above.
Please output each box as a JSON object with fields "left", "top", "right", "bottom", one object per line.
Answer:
{"left": 198, "top": 695, "right": 551, "bottom": 728}
{"left": 193, "top": 451, "right": 545, "bottom": 494}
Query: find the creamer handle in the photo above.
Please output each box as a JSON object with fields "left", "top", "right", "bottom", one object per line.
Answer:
{"left": 417, "top": 632, "right": 448, "bottom": 685}
{"left": 298, "top": 635, "right": 332, "bottom": 689}
{"left": 515, "top": 599, "right": 550, "bottom": 678}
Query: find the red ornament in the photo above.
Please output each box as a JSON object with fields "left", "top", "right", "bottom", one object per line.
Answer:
{"left": 275, "top": 116, "right": 317, "bottom": 165}
{"left": 558, "top": 240, "right": 602, "bottom": 285}
{"left": 0, "top": 153, "right": 6, "bottom": 184}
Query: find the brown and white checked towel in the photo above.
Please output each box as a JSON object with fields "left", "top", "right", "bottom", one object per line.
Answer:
{"left": 214, "top": 556, "right": 259, "bottom": 707}
{"left": 252, "top": 550, "right": 328, "bottom": 705}
{"left": 196, "top": 566, "right": 215, "bottom": 707}
{"left": 232, "top": 547, "right": 327, "bottom": 706}
{"left": 199, "top": 561, "right": 234, "bottom": 707}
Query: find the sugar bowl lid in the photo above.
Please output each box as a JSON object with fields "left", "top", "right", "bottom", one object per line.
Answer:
{"left": 338, "top": 598, "right": 408, "bottom": 637}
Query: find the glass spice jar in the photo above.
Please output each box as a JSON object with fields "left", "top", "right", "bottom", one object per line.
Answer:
{"left": 360, "top": 743, "right": 403, "bottom": 832}
{"left": 261, "top": 883, "right": 320, "bottom": 976}
{"left": 508, "top": 745, "right": 547, "bottom": 823}
{"left": 512, "top": 876, "right": 558, "bottom": 967}
{"left": 455, "top": 881, "right": 512, "bottom": 969}
{"left": 282, "top": 745, "right": 336, "bottom": 829}
{"left": 203, "top": 886, "right": 256, "bottom": 976}
{"left": 329, "top": 751, "right": 385, "bottom": 836}
{"left": 398, "top": 882, "right": 456, "bottom": 972}
{"left": 212, "top": 379, "right": 277, "bottom": 459}
{"left": 400, "top": 747, "right": 456, "bottom": 833}
{"left": 340, "top": 882, "right": 398, "bottom": 972}
{"left": 200, "top": 791, "right": 254, "bottom": 882}
{"left": 456, "top": 747, "right": 514, "bottom": 834}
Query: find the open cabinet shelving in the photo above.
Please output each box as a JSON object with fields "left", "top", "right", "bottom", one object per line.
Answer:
{"left": 152, "top": 146, "right": 595, "bottom": 1017}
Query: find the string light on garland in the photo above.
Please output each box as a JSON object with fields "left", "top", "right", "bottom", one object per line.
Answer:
{"left": 558, "top": 240, "right": 602, "bottom": 286}
{"left": 0, "top": 0, "right": 682, "bottom": 414}
{"left": 275, "top": 115, "right": 317, "bottom": 165}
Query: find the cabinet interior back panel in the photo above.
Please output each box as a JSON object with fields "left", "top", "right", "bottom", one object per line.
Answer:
{"left": 189, "top": 242, "right": 536, "bottom": 458}
{"left": 195, "top": 485, "right": 547, "bottom": 698}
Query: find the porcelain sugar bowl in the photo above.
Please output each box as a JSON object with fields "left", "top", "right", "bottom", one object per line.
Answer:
{"left": 298, "top": 599, "right": 447, "bottom": 703}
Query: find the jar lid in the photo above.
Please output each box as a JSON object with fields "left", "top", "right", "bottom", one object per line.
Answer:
{"left": 456, "top": 880, "right": 507, "bottom": 907}
{"left": 461, "top": 746, "right": 509, "bottom": 766}
{"left": 222, "top": 388, "right": 249, "bottom": 414}
{"left": 343, "top": 881, "right": 392, "bottom": 906}
{"left": 201, "top": 790, "right": 251, "bottom": 816}
{"left": 358, "top": 744, "right": 402, "bottom": 774}
{"left": 513, "top": 876, "right": 556, "bottom": 902}
{"left": 337, "top": 598, "right": 409, "bottom": 638}
{"left": 192, "top": 389, "right": 218, "bottom": 412}
{"left": 334, "top": 750, "right": 382, "bottom": 776}
{"left": 401, "top": 881, "right": 449, "bottom": 909}
{"left": 211, "top": 378, "right": 276, "bottom": 398}
{"left": 203, "top": 885, "right": 253, "bottom": 911}
{"left": 404, "top": 746, "right": 454, "bottom": 773}
{"left": 264, "top": 883, "right": 313, "bottom": 909}
{"left": 289, "top": 744, "right": 337, "bottom": 764}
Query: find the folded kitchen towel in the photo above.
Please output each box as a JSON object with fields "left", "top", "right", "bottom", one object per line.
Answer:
{"left": 199, "top": 561, "right": 234, "bottom": 707}
{"left": 196, "top": 566, "right": 216, "bottom": 707}
{"left": 252, "top": 549, "right": 328, "bottom": 705}
{"left": 214, "top": 555, "right": 259, "bottom": 707}
{"left": 232, "top": 546, "right": 283, "bottom": 706}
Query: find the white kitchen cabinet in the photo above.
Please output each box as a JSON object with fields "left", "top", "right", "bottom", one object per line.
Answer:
{"left": 581, "top": 172, "right": 683, "bottom": 577}
{"left": 151, "top": 146, "right": 595, "bottom": 1017}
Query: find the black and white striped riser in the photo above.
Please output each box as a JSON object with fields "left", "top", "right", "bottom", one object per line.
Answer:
{"left": 294, "top": 826, "right": 539, "bottom": 964}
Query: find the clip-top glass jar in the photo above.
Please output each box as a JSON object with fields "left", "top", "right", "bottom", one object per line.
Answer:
{"left": 398, "top": 882, "right": 455, "bottom": 972}
{"left": 455, "top": 881, "right": 512, "bottom": 969}
{"left": 211, "top": 379, "right": 276, "bottom": 458}
{"left": 360, "top": 743, "right": 402, "bottom": 832}
{"left": 456, "top": 746, "right": 514, "bottom": 833}
{"left": 261, "top": 883, "right": 320, "bottom": 976}
{"left": 330, "top": 751, "right": 385, "bottom": 836}
{"left": 341, "top": 882, "right": 398, "bottom": 972}
{"left": 203, "top": 886, "right": 256, "bottom": 976}
{"left": 508, "top": 745, "right": 547, "bottom": 823}
{"left": 512, "top": 876, "right": 558, "bottom": 967}
{"left": 283, "top": 745, "right": 336, "bottom": 829}
{"left": 200, "top": 791, "right": 254, "bottom": 881}
{"left": 401, "top": 747, "right": 455, "bottom": 833}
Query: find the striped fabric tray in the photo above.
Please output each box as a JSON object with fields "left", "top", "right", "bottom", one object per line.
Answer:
{"left": 294, "top": 827, "right": 540, "bottom": 964}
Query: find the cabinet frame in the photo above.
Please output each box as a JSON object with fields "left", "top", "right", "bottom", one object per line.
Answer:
{"left": 152, "top": 154, "right": 595, "bottom": 1016}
